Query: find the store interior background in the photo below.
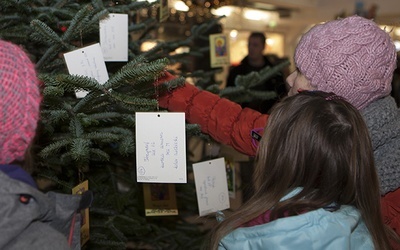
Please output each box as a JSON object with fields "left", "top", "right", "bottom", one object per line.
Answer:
{"left": 141, "top": 0, "right": 400, "bottom": 87}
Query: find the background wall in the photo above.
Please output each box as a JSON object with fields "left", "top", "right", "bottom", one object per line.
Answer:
{"left": 213, "top": 0, "right": 400, "bottom": 83}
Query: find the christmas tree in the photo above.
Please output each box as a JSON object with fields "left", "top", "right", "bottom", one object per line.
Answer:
{"left": 0, "top": 0, "right": 288, "bottom": 249}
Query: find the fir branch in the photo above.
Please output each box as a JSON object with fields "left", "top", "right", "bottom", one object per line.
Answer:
{"left": 73, "top": 91, "right": 100, "bottom": 113}
{"left": 41, "top": 109, "right": 69, "bottom": 124}
{"left": 106, "top": 223, "right": 128, "bottom": 243}
{"left": 158, "top": 75, "right": 186, "bottom": 92}
{"left": 39, "top": 139, "right": 71, "bottom": 158}
{"left": 56, "top": 74, "right": 102, "bottom": 92}
{"left": 60, "top": 3, "right": 105, "bottom": 42}
{"left": 0, "top": 23, "right": 31, "bottom": 42}
{"left": 249, "top": 59, "right": 290, "bottom": 88}
{"left": 87, "top": 8, "right": 109, "bottom": 31}
{"left": 30, "top": 19, "right": 63, "bottom": 46}
{"left": 128, "top": 0, "right": 154, "bottom": 9}
{"left": 86, "top": 239, "right": 125, "bottom": 249}
{"left": 36, "top": 173, "right": 74, "bottom": 190}
{"left": 42, "top": 86, "right": 65, "bottom": 97}
{"left": 98, "top": 126, "right": 134, "bottom": 136}
{"left": 118, "top": 137, "right": 135, "bottom": 156}
{"left": 35, "top": 44, "right": 63, "bottom": 70}
{"left": 107, "top": 92, "right": 158, "bottom": 108}
{"left": 40, "top": 58, "right": 67, "bottom": 72}
{"left": 83, "top": 132, "right": 121, "bottom": 142}
{"left": 70, "top": 117, "right": 84, "bottom": 137}
{"left": 47, "top": 7, "right": 75, "bottom": 20}
{"left": 86, "top": 112, "right": 124, "bottom": 121}
{"left": 246, "top": 89, "right": 277, "bottom": 100}
{"left": 89, "top": 148, "right": 110, "bottom": 161}
{"left": 54, "top": 0, "right": 76, "bottom": 9}
{"left": 104, "top": 57, "right": 169, "bottom": 90}
{"left": 70, "top": 138, "right": 91, "bottom": 161}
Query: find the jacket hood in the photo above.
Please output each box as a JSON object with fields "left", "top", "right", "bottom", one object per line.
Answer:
{"left": 219, "top": 188, "right": 373, "bottom": 250}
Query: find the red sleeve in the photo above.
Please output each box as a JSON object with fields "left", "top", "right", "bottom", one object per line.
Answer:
{"left": 156, "top": 72, "right": 269, "bottom": 156}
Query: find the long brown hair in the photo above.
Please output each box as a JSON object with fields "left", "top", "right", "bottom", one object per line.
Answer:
{"left": 205, "top": 91, "right": 396, "bottom": 249}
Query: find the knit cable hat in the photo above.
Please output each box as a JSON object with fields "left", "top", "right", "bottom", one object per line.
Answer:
{"left": 294, "top": 15, "right": 397, "bottom": 110}
{"left": 0, "top": 40, "right": 41, "bottom": 164}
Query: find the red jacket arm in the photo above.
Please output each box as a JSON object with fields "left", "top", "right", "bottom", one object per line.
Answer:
{"left": 156, "top": 72, "right": 269, "bottom": 156}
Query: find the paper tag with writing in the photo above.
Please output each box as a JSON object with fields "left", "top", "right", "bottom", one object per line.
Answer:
{"left": 72, "top": 180, "right": 90, "bottom": 246}
{"left": 209, "top": 34, "right": 230, "bottom": 68}
{"left": 63, "top": 43, "right": 109, "bottom": 98}
{"left": 143, "top": 183, "right": 178, "bottom": 216}
{"left": 135, "top": 112, "right": 187, "bottom": 183}
{"left": 100, "top": 13, "right": 128, "bottom": 62}
{"left": 193, "top": 157, "right": 230, "bottom": 216}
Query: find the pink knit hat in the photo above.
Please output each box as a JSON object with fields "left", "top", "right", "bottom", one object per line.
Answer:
{"left": 294, "top": 15, "right": 397, "bottom": 110}
{"left": 0, "top": 40, "right": 41, "bottom": 164}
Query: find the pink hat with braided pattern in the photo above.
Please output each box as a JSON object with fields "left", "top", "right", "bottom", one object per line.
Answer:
{"left": 294, "top": 15, "right": 397, "bottom": 110}
{"left": 0, "top": 40, "right": 41, "bottom": 164}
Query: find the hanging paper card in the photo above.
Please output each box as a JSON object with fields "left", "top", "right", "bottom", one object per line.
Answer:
{"left": 193, "top": 157, "right": 230, "bottom": 216}
{"left": 159, "top": 0, "right": 169, "bottom": 22}
{"left": 63, "top": 43, "right": 109, "bottom": 98}
{"left": 225, "top": 159, "right": 236, "bottom": 198}
{"left": 143, "top": 183, "right": 178, "bottom": 216}
{"left": 135, "top": 112, "right": 187, "bottom": 183}
{"left": 209, "top": 34, "right": 230, "bottom": 68}
{"left": 72, "top": 180, "right": 90, "bottom": 246}
{"left": 100, "top": 13, "right": 128, "bottom": 62}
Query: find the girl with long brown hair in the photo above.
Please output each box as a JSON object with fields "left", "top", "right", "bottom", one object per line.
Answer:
{"left": 205, "top": 91, "right": 398, "bottom": 250}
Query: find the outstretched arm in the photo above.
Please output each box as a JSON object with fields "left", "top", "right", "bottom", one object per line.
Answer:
{"left": 155, "top": 72, "right": 268, "bottom": 156}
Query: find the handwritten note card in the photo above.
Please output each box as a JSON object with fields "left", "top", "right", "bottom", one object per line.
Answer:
{"left": 193, "top": 157, "right": 230, "bottom": 216}
{"left": 99, "top": 13, "right": 128, "bottom": 62}
{"left": 63, "top": 43, "right": 109, "bottom": 98}
{"left": 135, "top": 112, "right": 187, "bottom": 183}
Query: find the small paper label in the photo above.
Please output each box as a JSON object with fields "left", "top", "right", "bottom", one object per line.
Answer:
{"left": 209, "top": 34, "right": 230, "bottom": 68}
{"left": 159, "top": 0, "right": 169, "bottom": 22}
{"left": 225, "top": 159, "right": 236, "bottom": 198}
{"left": 72, "top": 180, "right": 90, "bottom": 246}
{"left": 143, "top": 183, "right": 178, "bottom": 216}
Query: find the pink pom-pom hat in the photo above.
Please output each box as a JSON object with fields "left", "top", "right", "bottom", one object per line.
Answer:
{"left": 0, "top": 40, "right": 41, "bottom": 164}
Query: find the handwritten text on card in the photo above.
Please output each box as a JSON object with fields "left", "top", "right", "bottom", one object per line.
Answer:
{"left": 193, "top": 157, "right": 230, "bottom": 216}
{"left": 136, "top": 112, "right": 187, "bottom": 183}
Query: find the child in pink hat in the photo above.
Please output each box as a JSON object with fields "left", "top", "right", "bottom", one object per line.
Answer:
{"left": 0, "top": 40, "right": 91, "bottom": 250}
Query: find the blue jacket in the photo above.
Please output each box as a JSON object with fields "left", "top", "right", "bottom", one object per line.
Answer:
{"left": 219, "top": 189, "right": 374, "bottom": 250}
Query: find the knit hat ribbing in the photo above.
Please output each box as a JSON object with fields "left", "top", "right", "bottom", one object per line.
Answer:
{"left": 0, "top": 40, "right": 41, "bottom": 164}
{"left": 294, "top": 15, "right": 397, "bottom": 110}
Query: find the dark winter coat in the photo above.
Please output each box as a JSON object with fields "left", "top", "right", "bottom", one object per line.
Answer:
{"left": 226, "top": 55, "right": 286, "bottom": 113}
